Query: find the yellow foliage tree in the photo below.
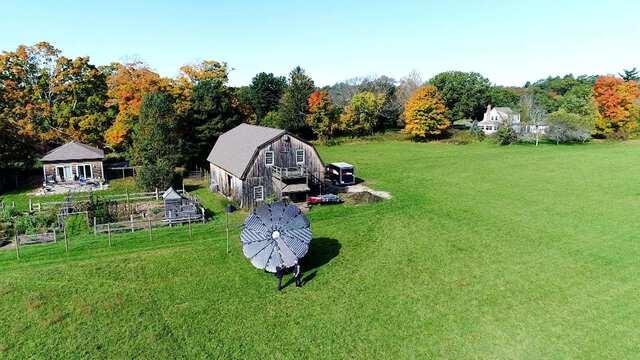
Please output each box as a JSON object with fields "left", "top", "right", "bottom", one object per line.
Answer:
{"left": 403, "top": 85, "right": 450, "bottom": 138}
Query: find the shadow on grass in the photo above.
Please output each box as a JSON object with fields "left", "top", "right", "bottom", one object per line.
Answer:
{"left": 281, "top": 237, "right": 341, "bottom": 289}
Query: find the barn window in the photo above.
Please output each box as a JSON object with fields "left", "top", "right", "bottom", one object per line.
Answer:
{"left": 254, "top": 186, "right": 264, "bottom": 201}
{"left": 265, "top": 151, "right": 274, "bottom": 166}
{"left": 296, "top": 149, "right": 305, "bottom": 165}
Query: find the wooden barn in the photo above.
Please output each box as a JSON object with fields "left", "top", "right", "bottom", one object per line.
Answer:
{"left": 41, "top": 142, "right": 105, "bottom": 184}
{"left": 207, "top": 124, "right": 325, "bottom": 208}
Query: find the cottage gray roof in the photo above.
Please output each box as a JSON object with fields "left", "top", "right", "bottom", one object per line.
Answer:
{"left": 207, "top": 123, "right": 285, "bottom": 178}
{"left": 41, "top": 142, "right": 104, "bottom": 162}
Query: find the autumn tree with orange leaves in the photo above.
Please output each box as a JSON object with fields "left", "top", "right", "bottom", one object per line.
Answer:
{"left": 593, "top": 75, "right": 640, "bottom": 138}
{"left": 306, "top": 90, "right": 340, "bottom": 141}
{"left": 104, "top": 62, "right": 169, "bottom": 150}
{"left": 403, "top": 85, "right": 450, "bottom": 139}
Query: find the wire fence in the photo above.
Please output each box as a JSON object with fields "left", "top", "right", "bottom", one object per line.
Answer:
{"left": 1, "top": 215, "right": 246, "bottom": 262}
{"left": 28, "top": 188, "right": 189, "bottom": 212}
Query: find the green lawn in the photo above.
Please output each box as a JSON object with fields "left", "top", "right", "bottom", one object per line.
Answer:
{"left": 1, "top": 140, "right": 640, "bottom": 358}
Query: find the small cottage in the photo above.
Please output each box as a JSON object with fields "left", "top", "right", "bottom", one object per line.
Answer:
{"left": 207, "top": 124, "right": 325, "bottom": 208}
{"left": 41, "top": 142, "right": 105, "bottom": 184}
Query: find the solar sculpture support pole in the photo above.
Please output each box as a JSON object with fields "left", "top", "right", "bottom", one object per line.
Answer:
{"left": 226, "top": 210, "right": 229, "bottom": 254}
{"left": 148, "top": 218, "right": 152, "bottom": 240}
{"left": 107, "top": 223, "right": 112, "bottom": 247}
{"left": 130, "top": 215, "right": 134, "bottom": 233}
{"left": 188, "top": 214, "right": 192, "bottom": 240}
{"left": 93, "top": 217, "right": 97, "bottom": 236}
{"left": 53, "top": 228, "right": 57, "bottom": 243}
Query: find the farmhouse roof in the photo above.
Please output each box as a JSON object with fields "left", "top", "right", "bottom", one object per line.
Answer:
{"left": 207, "top": 123, "right": 285, "bottom": 179}
{"left": 494, "top": 107, "right": 516, "bottom": 114}
{"left": 41, "top": 141, "right": 104, "bottom": 162}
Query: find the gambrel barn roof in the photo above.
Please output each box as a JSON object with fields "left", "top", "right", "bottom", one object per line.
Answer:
{"left": 41, "top": 142, "right": 105, "bottom": 162}
{"left": 207, "top": 124, "right": 285, "bottom": 179}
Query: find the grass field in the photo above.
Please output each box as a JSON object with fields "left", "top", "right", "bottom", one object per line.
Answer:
{"left": 1, "top": 140, "right": 640, "bottom": 358}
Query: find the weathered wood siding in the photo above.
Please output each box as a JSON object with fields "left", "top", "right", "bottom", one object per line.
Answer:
{"left": 43, "top": 160, "right": 104, "bottom": 182}
{"left": 210, "top": 163, "right": 244, "bottom": 205}
{"left": 242, "top": 134, "right": 324, "bottom": 208}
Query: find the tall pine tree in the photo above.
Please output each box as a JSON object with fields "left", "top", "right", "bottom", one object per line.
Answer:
{"left": 277, "top": 66, "right": 315, "bottom": 137}
{"left": 130, "top": 92, "right": 179, "bottom": 190}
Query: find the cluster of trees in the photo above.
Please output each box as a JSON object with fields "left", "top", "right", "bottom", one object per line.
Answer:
{"left": 1, "top": 42, "right": 639, "bottom": 188}
{"left": 403, "top": 71, "right": 640, "bottom": 142}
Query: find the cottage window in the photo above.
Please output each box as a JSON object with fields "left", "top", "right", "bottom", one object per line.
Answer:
{"left": 296, "top": 149, "right": 305, "bottom": 165}
{"left": 77, "top": 164, "right": 92, "bottom": 179}
{"left": 265, "top": 151, "right": 274, "bottom": 166}
{"left": 254, "top": 186, "right": 264, "bottom": 201}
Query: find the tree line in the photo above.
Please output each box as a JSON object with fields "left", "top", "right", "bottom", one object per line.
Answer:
{"left": 1, "top": 42, "right": 639, "bottom": 188}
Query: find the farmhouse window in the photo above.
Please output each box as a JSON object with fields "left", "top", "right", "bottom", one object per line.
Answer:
{"left": 254, "top": 186, "right": 264, "bottom": 201}
{"left": 265, "top": 151, "right": 274, "bottom": 166}
{"left": 296, "top": 150, "right": 305, "bottom": 165}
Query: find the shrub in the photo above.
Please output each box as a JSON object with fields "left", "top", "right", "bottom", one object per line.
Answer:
{"left": 496, "top": 124, "right": 517, "bottom": 145}
{"left": 546, "top": 109, "right": 594, "bottom": 144}
{"left": 64, "top": 215, "right": 89, "bottom": 236}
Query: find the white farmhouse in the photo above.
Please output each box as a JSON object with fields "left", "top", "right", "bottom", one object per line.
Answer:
{"left": 477, "top": 105, "right": 521, "bottom": 134}
{"left": 477, "top": 105, "right": 547, "bottom": 135}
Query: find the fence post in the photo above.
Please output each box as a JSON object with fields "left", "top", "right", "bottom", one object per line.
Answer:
{"left": 188, "top": 214, "right": 192, "bottom": 240}
{"left": 130, "top": 215, "right": 134, "bottom": 233}
{"left": 126, "top": 190, "right": 130, "bottom": 213}
{"left": 148, "top": 218, "right": 152, "bottom": 240}
{"left": 107, "top": 223, "right": 112, "bottom": 247}
{"left": 155, "top": 188, "right": 159, "bottom": 200}
{"left": 63, "top": 221, "right": 68, "bottom": 253}
{"left": 29, "top": 198, "right": 32, "bottom": 212}
{"left": 53, "top": 228, "right": 57, "bottom": 243}
{"left": 93, "top": 217, "right": 97, "bottom": 236}
{"left": 14, "top": 227, "right": 20, "bottom": 260}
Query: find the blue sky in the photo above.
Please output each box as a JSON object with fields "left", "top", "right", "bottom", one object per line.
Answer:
{"left": 1, "top": 0, "right": 638, "bottom": 87}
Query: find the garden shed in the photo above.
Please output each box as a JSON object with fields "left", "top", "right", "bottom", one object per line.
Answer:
{"left": 162, "top": 187, "right": 203, "bottom": 223}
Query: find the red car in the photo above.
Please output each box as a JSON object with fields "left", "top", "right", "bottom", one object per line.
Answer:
{"left": 307, "top": 194, "right": 341, "bottom": 205}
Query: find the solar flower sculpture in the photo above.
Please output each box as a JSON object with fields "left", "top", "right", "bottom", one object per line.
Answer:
{"left": 241, "top": 202, "right": 311, "bottom": 290}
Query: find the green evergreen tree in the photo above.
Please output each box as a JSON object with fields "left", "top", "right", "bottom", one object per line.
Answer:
{"left": 130, "top": 92, "right": 179, "bottom": 190}
{"left": 277, "top": 66, "right": 315, "bottom": 137}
